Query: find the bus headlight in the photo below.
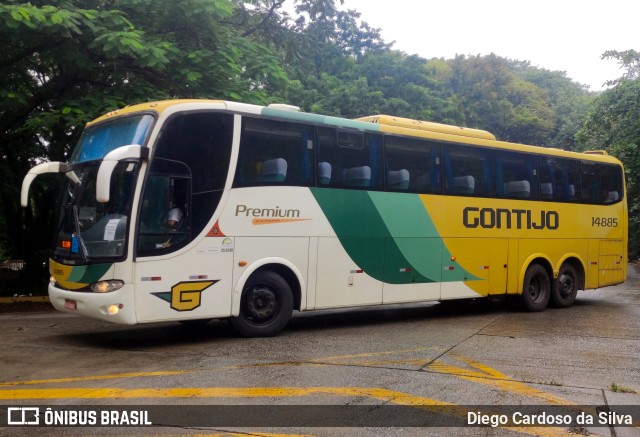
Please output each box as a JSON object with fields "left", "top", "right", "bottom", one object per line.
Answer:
{"left": 91, "top": 280, "right": 124, "bottom": 293}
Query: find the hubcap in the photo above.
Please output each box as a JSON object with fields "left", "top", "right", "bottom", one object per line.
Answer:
{"left": 528, "top": 276, "right": 544, "bottom": 302}
{"left": 558, "top": 273, "right": 574, "bottom": 298}
{"left": 244, "top": 285, "right": 277, "bottom": 323}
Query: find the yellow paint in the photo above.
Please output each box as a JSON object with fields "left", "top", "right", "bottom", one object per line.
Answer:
{"left": 0, "top": 386, "right": 592, "bottom": 436}
{"left": 356, "top": 114, "right": 496, "bottom": 140}
{"left": 418, "top": 194, "right": 626, "bottom": 295}
{"left": 0, "top": 351, "right": 615, "bottom": 436}
{"left": 170, "top": 281, "right": 216, "bottom": 311}
{"left": 0, "top": 371, "right": 188, "bottom": 387}
{"left": 49, "top": 259, "right": 85, "bottom": 290}
{"left": 427, "top": 355, "right": 572, "bottom": 405}
{"left": 87, "top": 99, "right": 219, "bottom": 126}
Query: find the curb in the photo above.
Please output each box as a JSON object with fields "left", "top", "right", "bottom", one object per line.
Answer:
{"left": 0, "top": 296, "right": 50, "bottom": 304}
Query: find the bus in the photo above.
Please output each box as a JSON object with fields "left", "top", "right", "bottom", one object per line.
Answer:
{"left": 21, "top": 100, "right": 627, "bottom": 337}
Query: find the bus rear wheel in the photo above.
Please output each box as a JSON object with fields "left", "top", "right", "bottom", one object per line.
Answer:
{"left": 230, "top": 270, "right": 293, "bottom": 337}
{"left": 522, "top": 264, "right": 550, "bottom": 312}
{"left": 551, "top": 264, "right": 578, "bottom": 308}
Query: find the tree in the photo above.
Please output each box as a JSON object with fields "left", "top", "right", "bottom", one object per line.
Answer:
{"left": 577, "top": 50, "right": 640, "bottom": 256}
{"left": 437, "top": 54, "right": 556, "bottom": 145}
{"left": 510, "top": 60, "right": 594, "bottom": 150}
{"left": 0, "top": 0, "right": 287, "bottom": 290}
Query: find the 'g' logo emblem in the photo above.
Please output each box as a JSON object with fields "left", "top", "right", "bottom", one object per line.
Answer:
{"left": 152, "top": 281, "right": 218, "bottom": 311}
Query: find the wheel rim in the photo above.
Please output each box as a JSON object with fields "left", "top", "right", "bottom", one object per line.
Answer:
{"left": 528, "top": 275, "right": 545, "bottom": 303}
{"left": 558, "top": 273, "right": 575, "bottom": 298}
{"left": 243, "top": 285, "right": 278, "bottom": 324}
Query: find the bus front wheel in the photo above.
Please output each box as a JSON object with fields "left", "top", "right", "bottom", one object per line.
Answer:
{"left": 230, "top": 270, "right": 293, "bottom": 337}
{"left": 521, "top": 264, "right": 550, "bottom": 312}
{"left": 551, "top": 264, "right": 578, "bottom": 308}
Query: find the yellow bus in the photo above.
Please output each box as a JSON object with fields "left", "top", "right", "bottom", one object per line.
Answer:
{"left": 21, "top": 100, "right": 627, "bottom": 336}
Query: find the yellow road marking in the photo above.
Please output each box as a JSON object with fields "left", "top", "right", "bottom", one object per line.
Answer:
{"left": 0, "top": 371, "right": 187, "bottom": 387}
{"left": 0, "top": 386, "right": 584, "bottom": 436}
{"left": 0, "top": 351, "right": 609, "bottom": 436}
{"left": 426, "top": 355, "right": 573, "bottom": 405}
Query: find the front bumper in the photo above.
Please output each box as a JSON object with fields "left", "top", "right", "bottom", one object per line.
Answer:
{"left": 48, "top": 283, "right": 137, "bottom": 324}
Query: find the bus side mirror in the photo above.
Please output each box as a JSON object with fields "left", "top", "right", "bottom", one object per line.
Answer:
{"left": 96, "top": 145, "right": 149, "bottom": 203}
{"left": 21, "top": 162, "right": 72, "bottom": 207}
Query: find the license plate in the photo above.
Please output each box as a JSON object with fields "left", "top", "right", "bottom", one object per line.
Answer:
{"left": 64, "top": 299, "right": 77, "bottom": 310}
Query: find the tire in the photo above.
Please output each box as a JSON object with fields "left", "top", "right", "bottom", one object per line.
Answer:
{"left": 551, "top": 264, "right": 578, "bottom": 308}
{"left": 230, "top": 270, "right": 293, "bottom": 337}
{"left": 521, "top": 264, "right": 550, "bottom": 312}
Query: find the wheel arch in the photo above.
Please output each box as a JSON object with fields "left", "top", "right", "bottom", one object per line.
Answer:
{"left": 519, "top": 255, "right": 553, "bottom": 295}
{"left": 232, "top": 257, "right": 304, "bottom": 317}
{"left": 556, "top": 255, "right": 586, "bottom": 290}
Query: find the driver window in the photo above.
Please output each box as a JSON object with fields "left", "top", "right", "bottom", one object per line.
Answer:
{"left": 137, "top": 160, "right": 191, "bottom": 256}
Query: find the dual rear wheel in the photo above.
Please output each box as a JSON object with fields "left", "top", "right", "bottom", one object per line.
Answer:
{"left": 229, "top": 263, "right": 579, "bottom": 336}
{"left": 521, "top": 262, "right": 579, "bottom": 311}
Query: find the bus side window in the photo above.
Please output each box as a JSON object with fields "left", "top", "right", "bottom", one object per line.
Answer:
{"left": 384, "top": 136, "right": 442, "bottom": 193}
{"left": 538, "top": 159, "right": 554, "bottom": 200}
{"left": 235, "top": 118, "right": 313, "bottom": 187}
{"left": 317, "top": 128, "right": 382, "bottom": 190}
{"left": 538, "top": 157, "right": 578, "bottom": 203}
{"left": 495, "top": 151, "right": 538, "bottom": 199}
{"left": 600, "top": 163, "right": 623, "bottom": 204}
{"left": 443, "top": 146, "right": 494, "bottom": 197}
{"left": 579, "top": 162, "right": 601, "bottom": 204}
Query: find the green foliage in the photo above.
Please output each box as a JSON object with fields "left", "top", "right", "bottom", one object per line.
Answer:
{"left": 0, "top": 0, "right": 286, "bottom": 277}
{"left": 577, "top": 66, "right": 640, "bottom": 255}
{"left": 435, "top": 54, "right": 558, "bottom": 145}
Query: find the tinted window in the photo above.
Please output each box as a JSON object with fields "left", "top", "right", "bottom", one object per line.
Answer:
{"left": 600, "top": 163, "right": 624, "bottom": 204}
{"left": 538, "top": 157, "right": 578, "bottom": 202}
{"left": 70, "top": 114, "right": 154, "bottom": 163}
{"left": 384, "top": 136, "right": 441, "bottom": 193}
{"left": 137, "top": 112, "right": 233, "bottom": 256}
{"left": 495, "top": 151, "right": 539, "bottom": 200}
{"left": 317, "top": 127, "right": 382, "bottom": 190}
{"left": 579, "top": 162, "right": 601, "bottom": 204}
{"left": 234, "top": 118, "right": 313, "bottom": 187}
{"left": 443, "top": 146, "right": 494, "bottom": 196}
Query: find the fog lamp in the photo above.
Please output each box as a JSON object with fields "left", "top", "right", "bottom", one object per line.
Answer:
{"left": 107, "top": 304, "right": 123, "bottom": 315}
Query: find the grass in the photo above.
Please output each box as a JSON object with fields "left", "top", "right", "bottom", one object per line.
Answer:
{"left": 610, "top": 382, "right": 637, "bottom": 394}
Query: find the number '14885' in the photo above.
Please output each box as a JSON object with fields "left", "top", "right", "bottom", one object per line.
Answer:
{"left": 592, "top": 217, "right": 618, "bottom": 227}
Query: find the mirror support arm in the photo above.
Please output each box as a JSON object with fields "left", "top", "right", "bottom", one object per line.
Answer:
{"left": 21, "top": 162, "right": 71, "bottom": 207}
{"left": 96, "top": 145, "right": 148, "bottom": 203}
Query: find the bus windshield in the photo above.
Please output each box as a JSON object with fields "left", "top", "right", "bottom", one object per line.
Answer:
{"left": 69, "top": 114, "right": 154, "bottom": 163}
{"left": 54, "top": 162, "right": 139, "bottom": 262}
{"left": 51, "top": 114, "right": 154, "bottom": 263}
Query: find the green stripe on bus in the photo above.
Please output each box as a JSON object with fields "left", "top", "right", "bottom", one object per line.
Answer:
{"left": 262, "top": 108, "right": 380, "bottom": 132}
{"left": 311, "top": 189, "right": 477, "bottom": 284}
{"left": 67, "top": 263, "right": 112, "bottom": 284}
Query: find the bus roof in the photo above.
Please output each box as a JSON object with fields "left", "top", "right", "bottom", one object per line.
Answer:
{"left": 85, "top": 99, "right": 622, "bottom": 167}
{"left": 355, "top": 115, "right": 497, "bottom": 141}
